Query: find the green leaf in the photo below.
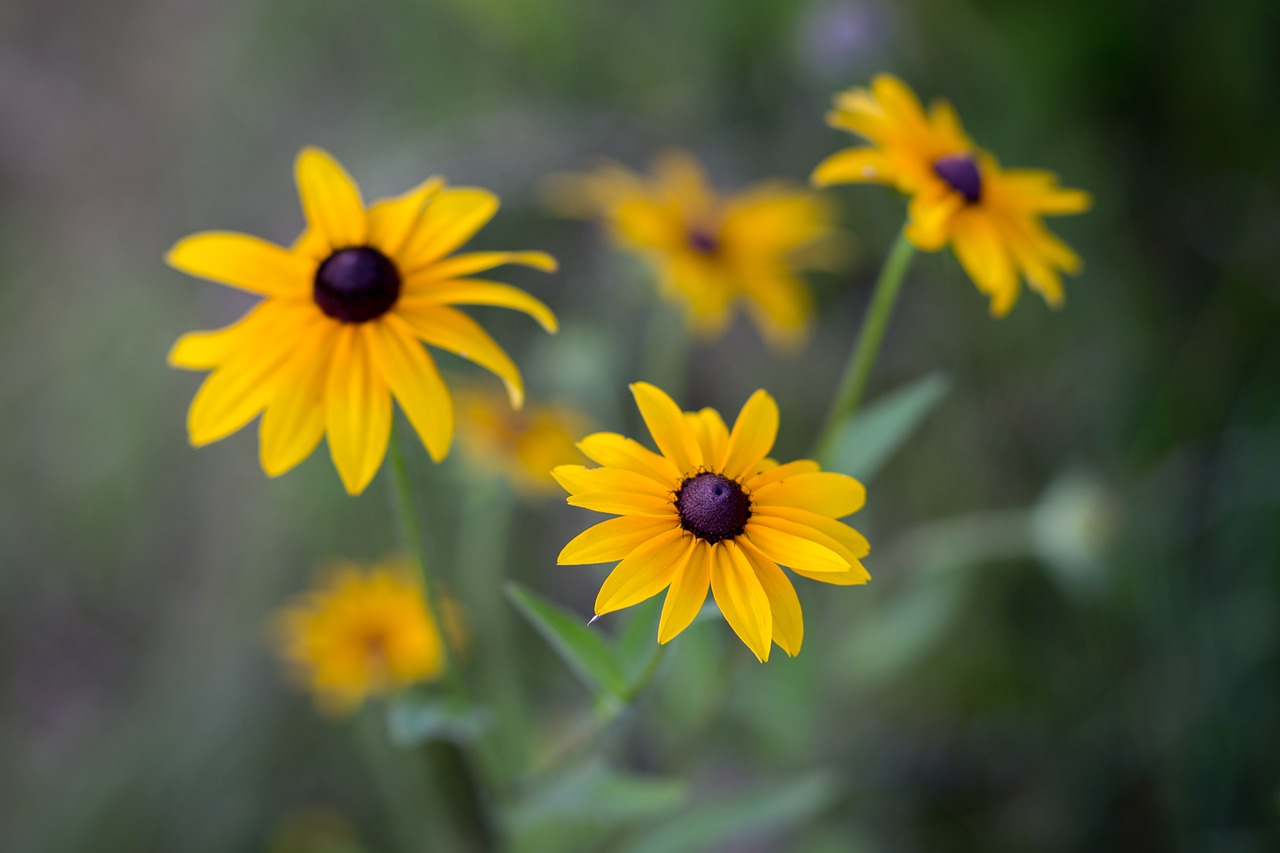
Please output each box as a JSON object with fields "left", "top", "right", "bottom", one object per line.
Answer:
{"left": 508, "top": 760, "right": 688, "bottom": 834}
{"left": 506, "top": 583, "right": 629, "bottom": 699}
{"left": 614, "top": 596, "right": 662, "bottom": 685}
{"left": 822, "top": 372, "right": 950, "bottom": 481}
{"left": 385, "top": 695, "right": 493, "bottom": 747}
{"left": 618, "top": 773, "right": 841, "bottom": 853}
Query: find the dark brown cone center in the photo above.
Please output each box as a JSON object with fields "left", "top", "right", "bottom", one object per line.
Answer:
{"left": 676, "top": 473, "right": 751, "bottom": 543}
{"left": 314, "top": 246, "right": 401, "bottom": 323}
{"left": 933, "top": 153, "right": 982, "bottom": 204}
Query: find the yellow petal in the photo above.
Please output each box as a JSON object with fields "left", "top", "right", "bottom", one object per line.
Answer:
{"left": 684, "top": 408, "right": 730, "bottom": 467}
{"left": 365, "top": 315, "right": 454, "bottom": 462}
{"left": 366, "top": 177, "right": 445, "bottom": 258}
{"left": 166, "top": 232, "right": 313, "bottom": 297}
{"left": 258, "top": 321, "right": 336, "bottom": 476}
{"left": 788, "top": 561, "right": 870, "bottom": 585}
{"left": 658, "top": 540, "right": 712, "bottom": 644}
{"left": 295, "top": 147, "right": 367, "bottom": 250}
{"left": 566, "top": 491, "right": 675, "bottom": 518}
{"left": 810, "top": 147, "right": 894, "bottom": 187}
{"left": 395, "top": 304, "right": 523, "bottom": 408}
{"left": 744, "top": 459, "right": 821, "bottom": 491}
{"left": 398, "top": 188, "right": 500, "bottom": 272}
{"left": 740, "top": 541, "right": 803, "bottom": 656}
{"left": 186, "top": 317, "right": 311, "bottom": 447}
{"left": 710, "top": 542, "right": 771, "bottom": 662}
{"left": 576, "top": 432, "right": 681, "bottom": 486}
{"left": 719, "top": 389, "right": 778, "bottom": 479}
{"left": 595, "top": 528, "right": 690, "bottom": 615}
{"left": 551, "top": 465, "right": 674, "bottom": 499}
{"left": 750, "top": 508, "right": 869, "bottom": 564}
{"left": 905, "top": 190, "right": 964, "bottom": 251}
{"left": 742, "top": 521, "right": 850, "bottom": 574}
{"left": 558, "top": 516, "right": 677, "bottom": 565}
{"left": 325, "top": 326, "right": 392, "bottom": 495}
{"left": 169, "top": 299, "right": 308, "bottom": 369}
{"left": 411, "top": 251, "right": 559, "bottom": 282}
{"left": 752, "top": 471, "right": 866, "bottom": 518}
{"left": 399, "top": 278, "right": 558, "bottom": 333}
{"left": 739, "top": 269, "right": 813, "bottom": 350}
{"left": 630, "top": 382, "right": 701, "bottom": 476}
{"left": 952, "top": 212, "right": 1017, "bottom": 311}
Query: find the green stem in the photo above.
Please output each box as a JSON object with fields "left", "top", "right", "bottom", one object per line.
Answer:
{"left": 813, "top": 227, "right": 916, "bottom": 460}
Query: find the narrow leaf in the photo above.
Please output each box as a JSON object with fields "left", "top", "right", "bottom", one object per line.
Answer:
{"left": 822, "top": 372, "right": 950, "bottom": 480}
{"left": 506, "top": 583, "right": 628, "bottom": 699}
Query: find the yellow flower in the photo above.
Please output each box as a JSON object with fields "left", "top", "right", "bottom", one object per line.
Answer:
{"left": 550, "top": 150, "right": 839, "bottom": 348}
{"left": 275, "top": 558, "right": 450, "bottom": 714}
{"left": 455, "top": 386, "right": 593, "bottom": 495}
{"left": 812, "top": 74, "right": 1091, "bottom": 316}
{"left": 554, "top": 383, "right": 869, "bottom": 661}
{"left": 167, "top": 147, "right": 558, "bottom": 495}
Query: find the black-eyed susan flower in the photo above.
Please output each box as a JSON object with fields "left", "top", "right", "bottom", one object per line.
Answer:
{"left": 554, "top": 383, "right": 869, "bottom": 661}
{"left": 168, "top": 147, "right": 558, "bottom": 494}
{"left": 455, "top": 386, "right": 592, "bottom": 496}
{"left": 812, "top": 73, "right": 1091, "bottom": 316}
{"left": 275, "top": 558, "right": 453, "bottom": 714}
{"left": 549, "top": 150, "right": 841, "bottom": 348}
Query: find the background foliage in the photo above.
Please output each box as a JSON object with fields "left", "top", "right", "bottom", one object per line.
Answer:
{"left": 2, "top": 0, "right": 1278, "bottom": 849}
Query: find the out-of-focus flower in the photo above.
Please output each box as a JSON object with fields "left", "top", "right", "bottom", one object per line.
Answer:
{"left": 455, "top": 386, "right": 592, "bottom": 495}
{"left": 554, "top": 382, "right": 869, "bottom": 661}
{"left": 812, "top": 74, "right": 1091, "bottom": 316}
{"left": 168, "top": 147, "right": 558, "bottom": 494}
{"left": 275, "top": 558, "right": 453, "bottom": 714}
{"left": 549, "top": 150, "right": 842, "bottom": 349}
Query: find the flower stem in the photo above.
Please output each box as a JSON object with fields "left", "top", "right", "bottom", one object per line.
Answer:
{"left": 813, "top": 227, "right": 916, "bottom": 460}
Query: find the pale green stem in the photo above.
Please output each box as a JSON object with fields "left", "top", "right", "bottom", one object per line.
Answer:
{"left": 813, "top": 228, "right": 916, "bottom": 459}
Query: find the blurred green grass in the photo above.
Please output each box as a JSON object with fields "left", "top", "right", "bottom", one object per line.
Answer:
{"left": 2, "top": 0, "right": 1278, "bottom": 849}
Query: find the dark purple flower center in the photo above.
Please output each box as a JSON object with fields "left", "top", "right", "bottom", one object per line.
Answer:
{"left": 313, "top": 246, "right": 401, "bottom": 323}
{"left": 676, "top": 473, "right": 751, "bottom": 543}
{"left": 686, "top": 227, "right": 720, "bottom": 255}
{"left": 933, "top": 153, "right": 982, "bottom": 204}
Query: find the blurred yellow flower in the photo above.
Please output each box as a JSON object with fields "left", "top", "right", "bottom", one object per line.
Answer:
{"left": 555, "top": 382, "right": 869, "bottom": 662}
{"left": 275, "top": 559, "right": 451, "bottom": 714}
{"left": 456, "top": 387, "right": 592, "bottom": 495}
{"left": 168, "top": 146, "right": 558, "bottom": 495}
{"left": 550, "top": 150, "right": 840, "bottom": 348}
{"left": 812, "top": 74, "right": 1091, "bottom": 316}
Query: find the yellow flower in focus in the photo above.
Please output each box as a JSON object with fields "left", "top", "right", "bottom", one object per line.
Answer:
{"left": 812, "top": 74, "right": 1091, "bottom": 316}
{"left": 168, "top": 147, "right": 558, "bottom": 495}
{"left": 550, "top": 150, "right": 840, "bottom": 348}
{"left": 555, "top": 383, "right": 869, "bottom": 661}
{"left": 456, "top": 387, "right": 593, "bottom": 495}
{"left": 275, "top": 559, "right": 450, "bottom": 714}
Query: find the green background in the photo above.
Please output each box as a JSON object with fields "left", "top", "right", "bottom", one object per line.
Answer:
{"left": 2, "top": 0, "right": 1278, "bottom": 849}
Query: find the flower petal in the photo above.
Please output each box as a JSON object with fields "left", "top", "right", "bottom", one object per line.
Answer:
{"left": 738, "top": 268, "right": 813, "bottom": 350}
{"left": 551, "top": 465, "right": 673, "bottom": 499}
{"left": 576, "top": 432, "right": 681, "bottom": 486}
{"left": 742, "top": 521, "right": 850, "bottom": 574}
{"left": 166, "top": 232, "right": 313, "bottom": 297}
{"left": 566, "top": 491, "right": 675, "bottom": 518}
{"left": 365, "top": 315, "right": 453, "bottom": 462}
{"left": 399, "top": 278, "right": 558, "bottom": 333}
{"left": 558, "top": 516, "right": 677, "bottom": 565}
{"left": 951, "top": 212, "right": 1018, "bottom": 315}
{"left": 810, "top": 147, "right": 894, "bottom": 187}
{"left": 630, "top": 382, "right": 701, "bottom": 476}
{"left": 258, "top": 321, "right": 336, "bottom": 476}
{"left": 366, "top": 177, "right": 445, "bottom": 258}
{"left": 325, "top": 325, "right": 392, "bottom": 495}
{"left": 412, "top": 251, "right": 558, "bottom": 282}
{"left": 719, "top": 389, "right": 778, "bottom": 479}
{"left": 750, "top": 508, "right": 869, "bottom": 565}
{"left": 295, "top": 147, "right": 367, "bottom": 250}
{"left": 398, "top": 188, "right": 500, "bottom": 272}
{"left": 658, "top": 540, "right": 712, "bottom": 644}
{"left": 169, "top": 298, "right": 309, "bottom": 369}
{"left": 595, "top": 528, "right": 690, "bottom": 615}
{"left": 684, "top": 408, "right": 729, "bottom": 466}
{"left": 739, "top": 540, "right": 803, "bottom": 656}
{"left": 395, "top": 304, "right": 523, "bottom": 408}
{"left": 788, "top": 562, "right": 870, "bottom": 586}
{"left": 744, "top": 459, "right": 821, "bottom": 490}
{"left": 711, "top": 542, "right": 771, "bottom": 662}
{"left": 752, "top": 471, "right": 866, "bottom": 518}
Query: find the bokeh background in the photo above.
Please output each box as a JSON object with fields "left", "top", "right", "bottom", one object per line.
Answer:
{"left": 3, "top": 0, "right": 1279, "bottom": 850}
